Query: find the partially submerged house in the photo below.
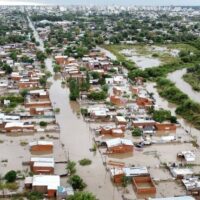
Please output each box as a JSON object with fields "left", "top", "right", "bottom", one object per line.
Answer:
{"left": 105, "top": 138, "right": 133, "bottom": 154}
{"left": 182, "top": 177, "right": 200, "bottom": 195}
{"left": 110, "top": 166, "right": 149, "bottom": 184}
{"left": 100, "top": 125, "right": 125, "bottom": 137}
{"left": 30, "top": 157, "right": 55, "bottom": 174}
{"left": 177, "top": 151, "right": 196, "bottom": 163}
{"left": 25, "top": 175, "right": 60, "bottom": 197}
{"left": 29, "top": 141, "right": 53, "bottom": 153}
{"left": 170, "top": 167, "right": 193, "bottom": 179}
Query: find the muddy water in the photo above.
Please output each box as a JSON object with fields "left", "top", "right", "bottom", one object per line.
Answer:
{"left": 27, "top": 16, "right": 44, "bottom": 52}
{"left": 145, "top": 82, "right": 200, "bottom": 144}
{"left": 29, "top": 18, "right": 122, "bottom": 200}
{"left": 168, "top": 68, "right": 200, "bottom": 104}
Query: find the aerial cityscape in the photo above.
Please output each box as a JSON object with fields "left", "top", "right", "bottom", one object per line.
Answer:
{"left": 0, "top": 1, "right": 200, "bottom": 200}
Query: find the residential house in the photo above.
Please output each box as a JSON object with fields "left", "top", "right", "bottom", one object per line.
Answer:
{"left": 25, "top": 175, "right": 60, "bottom": 197}
{"left": 105, "top": 138, "right": 134, "bottom": 154}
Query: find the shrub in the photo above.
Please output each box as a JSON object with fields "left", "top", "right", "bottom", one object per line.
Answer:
{"left": 88, "top": 91, "right": 106, "bottom": 101}
{"left": 27, "top": 191, "right": 44, "bottom": 200}
{"left": 132, "top": 128, "right": 142, "bottom": 137}
{"left": 39, "top": 121, "right": 47, "bottom": 127}
{"left": 68, "top": 191, "right": 97, "bottom": 200}
{"left": 79, "top": 159, "right": 92, "bottom": 166}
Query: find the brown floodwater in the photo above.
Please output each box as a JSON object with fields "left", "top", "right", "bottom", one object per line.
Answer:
{"left": 168, "top": 68, "right": 200, "bottom": 104}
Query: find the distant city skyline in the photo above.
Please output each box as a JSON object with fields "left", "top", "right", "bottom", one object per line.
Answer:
{"left": 0, "top": 0, "right": 200, "bottom": 6}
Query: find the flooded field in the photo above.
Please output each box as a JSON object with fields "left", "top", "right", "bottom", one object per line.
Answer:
{"left": 121, "top": 49, "right": 161, "bottom": 69}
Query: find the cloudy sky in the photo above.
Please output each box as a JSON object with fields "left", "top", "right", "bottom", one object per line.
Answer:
{"left": 0, "top": 0, "right": 200, "bottom": 6}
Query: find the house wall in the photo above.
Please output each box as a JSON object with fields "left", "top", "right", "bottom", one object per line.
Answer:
{"left": 132, "top": 176, "right": 156, "bottom": 194}
{"left": 18, "top": 82, "right": 39, "bottom": 89}
{"left": 48, "top": 189, "right": 57, "bottom": 197}
{"left": 25, "top": 102, "right": 51, "bottom": 108}
{"left": 30, "top": 108, "right": 44, "bottom": 115}
{"left": 136, "top": 97, "right": 152, "bottom": 107}
{"left": 155, "top": 123, "right": 176, "bottom": 131}
{"left": 32, "top": 166, "right": 54, "bottom": 174}
{"left": 30, "top": 145, "right": 53, "bottom": 152}
{"left": 108, "top": 145, "right": 133, "bottom": 154}
{"left": 110, "top": 96, "right": 124, "bottom": 106}
{"left": 113, "top": 87, "right": 122, "bottom": 96}
{"left": 33, "top": 185, "right": 47, "bottom": 194}
{"left": 132, "top": 122, "right": 156, "bottom": 128}
{"left": 112, "top": 173, "right": 124, "bottom": 184}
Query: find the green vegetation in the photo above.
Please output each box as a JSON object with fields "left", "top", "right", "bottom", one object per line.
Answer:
{"left": 21, "top": 55, "right": 34, "bottom": 64}
{"left": 68, "top": 191, "right": 97, "bottom": 200}
{"left": 27, "top": 191, "right": 44, "bottom": 200}
{"left": 0, "top": 182, "right": 19, "bottom": 191}
{"left": 54, "top": 108, "right": 60, "bottom": 113}
{"left": 88, "top": 91, "right": 107, "bottom": 101}
{"left": 79, "top": 158, "right": 92, "bottom": 166}
{"left": 69, "top": 175, "right": 86, "bottom": 191}
{"left": 152, "top": 109, "right": 177, "bottom": 123}
{"left": 0, "top": 61, "right": 13, "bottom": 74}
{"left": 0, "top": 94, "right": 24, "bottom": 108}
{"left": 20, "top": 89, "right": 28, "bottom": 99}
{"left": 4, "top": 170, "right": 17, "bottom": 183}
{"left": 39, "top": 121, "right": 47, "bottom": 127}
{"left": 183, "top": 64, "right": 200, "bottom": 91}
{"left": 80, "top": 108, "right": 89, "bottom": 117}
{"left": 69, "top": 79, "right": 80, "bottom": 101}
{"left": 121, "top": 176, "right": 129, "bottom": 188}
{"left": 66, "top": 160, "right": 76, "bottom": 175}
{"left": 132, "top": 128, "right": 142, "bottom": 137}
{"left": 53, "top": 64, "right": 61, "bottom": 73}
{"left": 36, "top": 51, "right": 46, "bottom": 62}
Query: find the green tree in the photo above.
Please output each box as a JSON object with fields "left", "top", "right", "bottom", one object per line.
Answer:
{"left": 152, "top": 109, "right": 171, "bottom": 123}
{"left": 36, "top": 51, "right": 46, "bottom": 62}
{"left": 69, "top": 79, "right": 80, "bottom": 101}
{"left": 53, "top": 64, "right": 61, "bottom": 73}
{"left": 69, "top": 175, "right": 86, "bottom": 191}
{"left": 4, "top": 171, "right": 17, "bottom": 183}
{"left": 20, "top": 89, "right": 28, "bottom": 99}
{"left": 132, "top": 128, "right": 142, "bottom": 137}
{"left": 88, "top": 91, "right": 106, "bottom": 101}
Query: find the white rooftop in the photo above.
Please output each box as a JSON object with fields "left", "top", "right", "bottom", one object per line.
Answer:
{"left": 105, "top": 138, "right": 133, "bottom": 148}
{"left": 29, "top": 141, "right": 53, "bottom": 147}
{"left": 32, "top": 175, "right": 60, "bottom": 190}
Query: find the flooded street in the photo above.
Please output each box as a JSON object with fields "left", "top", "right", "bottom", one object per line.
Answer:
{"left": 29, "top": 17, "right": 123, "bottom": 200}
{"left": 28, "top": 16, "right": 200, "bottom": 200}
{"left": 168, "top": 68, "right": 200, "bottom": 104}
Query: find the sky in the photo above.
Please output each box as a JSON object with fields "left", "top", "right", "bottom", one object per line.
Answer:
{"left": 0, "top": 0, "right": 200, "bottom": 6}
